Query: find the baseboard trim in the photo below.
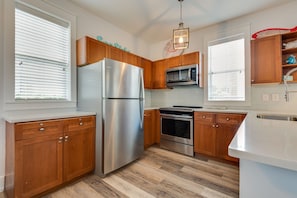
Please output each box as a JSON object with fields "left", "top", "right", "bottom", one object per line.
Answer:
{"left": 0, "top": 175, "right": 4, "bottom": 192}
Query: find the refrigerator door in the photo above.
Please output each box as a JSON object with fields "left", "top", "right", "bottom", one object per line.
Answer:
{"left": 103, "top": 58, "right": 144, "bottom": 99}
{"left": 103, "top": 98, "right": 144, "bottom": 175}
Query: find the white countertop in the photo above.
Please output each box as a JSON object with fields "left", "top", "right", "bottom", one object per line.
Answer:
{"left": 229, "top": 111, "right": 297, "bottom": 171}
{"left": 3, "top": 110, "right": 96, "bottom": 123}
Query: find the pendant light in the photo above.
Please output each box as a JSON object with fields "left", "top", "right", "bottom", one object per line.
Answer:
{"left": 173, "top": 0, "right": 189, "bottom": 50}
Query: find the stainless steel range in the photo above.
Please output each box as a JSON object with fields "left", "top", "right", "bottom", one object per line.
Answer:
{"left": 159, "top": 105, "right": 202, "bottom": 156}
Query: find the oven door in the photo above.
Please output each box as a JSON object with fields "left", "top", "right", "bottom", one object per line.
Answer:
{"left": 160, "top": 113, "right": 193, "bottom": 145}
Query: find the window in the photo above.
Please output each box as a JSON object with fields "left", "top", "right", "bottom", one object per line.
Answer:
{"left": 208, "top": 35, "right": 245, "bottom": 101}
{"left": 15, "top": 3, "right": 71, "bottom": 100}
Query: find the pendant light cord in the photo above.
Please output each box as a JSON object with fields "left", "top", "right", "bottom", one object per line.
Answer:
{"left": 179, "top": 0, "right": 183, "bottom": 23}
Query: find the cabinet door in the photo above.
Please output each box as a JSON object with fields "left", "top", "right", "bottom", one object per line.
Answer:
{"left": 63, "top": 116, "right": 95, "bottom": 182}
{"left": 107, "top": 45, "right": 123, "bottom": 62}
{"left": 144, "top": 110, "right": 154, "bottom": 148}
{"left": 152, "top": 59, "right": 168, "bottom": 89}
{"left": 123, "top": 52, "right": 141, "bottom": 66}
{"left": 154, "top": 110, "right": 161, "bottom": 144}
{"left": 182, "top": 52, "right": 199, "bottom": 65}
{"left": 76, "top": 36, "right": 107, "bottom": 66}
{"left": 216, "top": 113, "right": 245, "bottom": 162}
{"left": 141, "top": 58, "right": 152, "bottom": 89}
{"left": 15, "top": 134, "right": 63, "bottom": 197}
{"left": 194, "top": 112, "right": 216, "bottom": 156}
{"left": 251, "top": 35, "right": 282, "bottom": 84}
{"left": 216, "top": 124, "right": 239, "bottom": 162}
{"left": 167, "top": 56, "right": 181, "bottom": 68}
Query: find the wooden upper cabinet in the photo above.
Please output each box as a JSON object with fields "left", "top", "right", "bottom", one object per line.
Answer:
{"left": 123, "top": 52, "right": 141, "bottom": 66}
{"left": 167, "top": 52, "right": 199, "bottom": 68}
{"left": 251, "top": 35, "right": 282, "bottom": 84}
{"left": 167, "top": 56, "right": 181, "bottom": 68}
{"left": 281, "top": 31, "right": 297, "bottom": 82}
{"left": 141, "top": 58, "right": 153, "bottom": 89}
{"left": 76, "top": 36, "right": 108, "bottom": 66}
{"left": 106, "top": 45, "right": 123, "bottom": 62}
{"left": 152, "top": 59, "right": 168, "bottom": 89}
{"left": 182, "top": 52, "right": 199, "bottom": 65}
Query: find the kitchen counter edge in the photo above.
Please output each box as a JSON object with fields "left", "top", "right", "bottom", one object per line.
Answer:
{"left": 3, "top": 111, "right": 96, "bottom": 123}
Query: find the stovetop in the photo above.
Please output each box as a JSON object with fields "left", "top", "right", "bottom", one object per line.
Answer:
{"left": 160, "top": 105, "right": 203, "bottom": 113}
{"left": 172, "top": 105, "right": 203, "bottom": 109}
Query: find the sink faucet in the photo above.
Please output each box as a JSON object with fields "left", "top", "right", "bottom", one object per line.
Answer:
{"left": 284, "top": 67, "right": 297, "bottom": 102}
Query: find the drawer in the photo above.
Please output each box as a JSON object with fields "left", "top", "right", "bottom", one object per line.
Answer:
{"left": 216, "top": 113, "right": 245, "bottom": 125}
{"left": 65, "top": 116, "right": 96, "bottom": 132}
{"left": 194, "top": 112, "right": 215, "bottom": 123}
{"left": 15, "top": 119, "right": 64, "bottom": 141}
{"left": 144, "top": 110, "right": 153, "bottom": 117}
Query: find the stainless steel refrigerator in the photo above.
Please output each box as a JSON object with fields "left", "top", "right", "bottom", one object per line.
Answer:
{"left": 77, "top": 58, "right": 144, "bottom": 176}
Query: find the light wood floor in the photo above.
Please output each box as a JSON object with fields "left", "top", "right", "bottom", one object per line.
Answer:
{"left": 0, "top": 146, "right": 239, "bottom": 198}
{"left": 43, "top": 146, "right": 239, "bottom": 198}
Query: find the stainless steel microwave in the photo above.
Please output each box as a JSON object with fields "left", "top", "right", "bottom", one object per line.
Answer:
{"left": 166, "top": 64, "right": 200, "bottom": 87}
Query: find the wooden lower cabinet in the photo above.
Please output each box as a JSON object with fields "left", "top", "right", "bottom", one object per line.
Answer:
{"left": 63, "top": 117, "right": 95, "bottom": 182}
{"left": 194, "top": 112, "right": 245, "bottom": 162}
{"left": 144, "top": 109, "right": 161, "bottom": 148}
{"left": 194, "top": 112, "right": 216, "bottom": 156}
{"left": 144, "top": 110, "right": 154, "bottom": 148}
{"left": 15, "top": 134, "right": 63, "bottom": 198}
{"left": 5, "top": 115, "right": 95, "bottom": 198}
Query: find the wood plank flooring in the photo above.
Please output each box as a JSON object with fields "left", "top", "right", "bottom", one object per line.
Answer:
{"left": 1, "top": 146, "right": 239, "bottom": 198}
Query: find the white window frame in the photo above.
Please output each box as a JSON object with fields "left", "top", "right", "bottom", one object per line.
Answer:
{"left": 3, "top": 0, "right": 77, "bottom": 111}
{"left": 203, "top": 25, "right": 251, "bottom": 107}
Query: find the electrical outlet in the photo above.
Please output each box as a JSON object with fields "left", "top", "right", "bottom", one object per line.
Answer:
{"left": 262, "top": 94, "right": 269, "bottom": 102}
{"left": 271, "top": 93, "right": 280, "bottom": 102}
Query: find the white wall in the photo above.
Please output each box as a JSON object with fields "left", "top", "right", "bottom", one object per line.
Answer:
{"left": 0, "top": 0, "right": 5, "bottom": 192}
{"left": 45, "top": 0, "right": 149, "bottom": 58}
{"left": 150, "top": 0, "right": 297, "bottom": 113}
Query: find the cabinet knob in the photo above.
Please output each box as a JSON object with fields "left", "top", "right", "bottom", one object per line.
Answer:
{"left": 226, "top": 117, "right": 230, "bottom": 121}
{"left": 58, "top": 136, "right": 63, "bottom": 143}
{"left": 79, "top": 122, "right": 83, "bottom": 126}
{"left": 39, "top": 127, "right": 45, "bottom": 132}
{"left": 202, "top": 115, "right": 206, "bottom": 119}
{"left": 64, "top": 135, "right": 69, "bottom": 142}
{"left": 216, "top": 124, "right": 219, "bottom": 128}
{"left": 212, "top": 124, "right": 215, "bottom": 128}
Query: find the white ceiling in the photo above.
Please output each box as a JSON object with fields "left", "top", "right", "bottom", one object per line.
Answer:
{"left": 70, "top": 0, "right": 293, "bottom": 43}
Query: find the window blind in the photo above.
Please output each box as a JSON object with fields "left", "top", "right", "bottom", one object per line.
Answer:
{"left": 15, "top": 5, "right": 70, "bottom": 100}
{"left": 208, "top": 37, "right": 245, "bottom": 101}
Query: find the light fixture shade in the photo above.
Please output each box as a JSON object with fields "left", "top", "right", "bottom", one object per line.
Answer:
{"left": 173, "top": 27, "right": 189, "bottom": 50}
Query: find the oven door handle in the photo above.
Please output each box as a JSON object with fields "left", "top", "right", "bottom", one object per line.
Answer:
{"left": 160, "top": 113, "right": 193, "bottom": 119}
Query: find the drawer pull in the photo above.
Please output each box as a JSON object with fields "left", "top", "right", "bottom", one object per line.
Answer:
{"left": 202, "top": 115, "right": 206, "bottom": 119}
{"left": 216, "top": 124, "right": 219, "bottom": 128}
{"left": 212, "top": 124, "right": 215, "bottom": 128}
{"left": 226, "top": 117, "right": 230, "bottom": 121}
{"left": 79, "top": 122, "right": 83, "bottom": 126}
{"left": 39, "top": 127, "right": 45, "bottom": 132}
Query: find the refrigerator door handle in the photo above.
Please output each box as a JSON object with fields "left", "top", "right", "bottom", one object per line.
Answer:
{"left": 140, "top": 69, "right": 145, "bottom": 99}
{"left": 140, "top": 100, "right": 144, "bottom": 127}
